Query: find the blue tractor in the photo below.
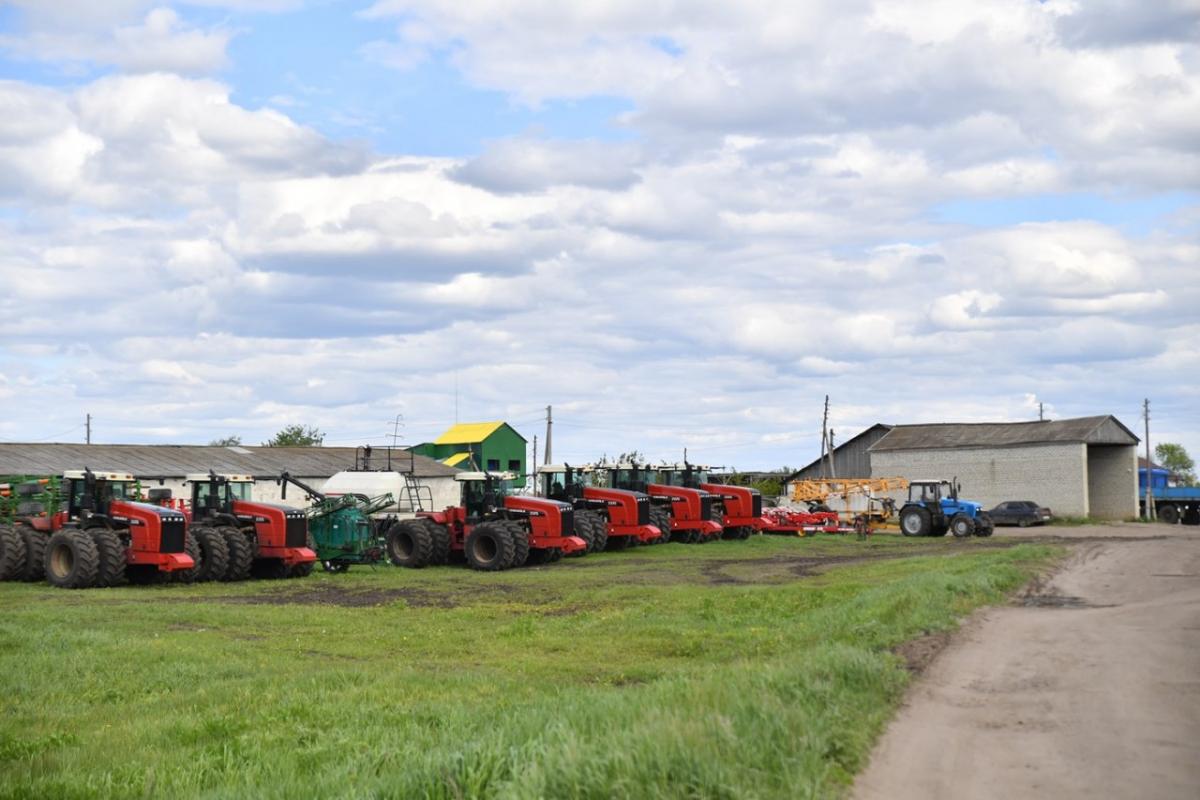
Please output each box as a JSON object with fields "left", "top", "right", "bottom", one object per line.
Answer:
{"left": 899, "top": 479, "right": 994, "bottom": 538}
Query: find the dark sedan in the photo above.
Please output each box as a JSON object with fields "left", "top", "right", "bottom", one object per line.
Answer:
{"left": 988, "top": 500, "right": 1053, "bottom": 527}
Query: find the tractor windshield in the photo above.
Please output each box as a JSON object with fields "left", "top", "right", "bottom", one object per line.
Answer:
{"left": 228, "top": 482, "right": 253, "bottom": 501}
{"left": 109, "top": 481, "right": 139, "bottom": 501}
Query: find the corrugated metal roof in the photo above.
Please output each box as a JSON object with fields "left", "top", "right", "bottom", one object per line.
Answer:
{"left": 0, "top": 443, "right": 459, "bottom": 479}
{"left": 433, "top": 421, "right": 506, "bottom": 445}
{"left": 869, "top": 415, "right": 1138, "bottom": 452}
{"left": 786, "top": 424, "right": 894, "bottom": 482}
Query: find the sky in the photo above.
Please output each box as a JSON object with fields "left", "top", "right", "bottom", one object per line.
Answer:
{"left": 0, "top": 0, "right": 1197, "bottom": 470}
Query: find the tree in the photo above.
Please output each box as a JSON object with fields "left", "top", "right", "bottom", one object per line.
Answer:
{"left": 208, "top": 435, "right": 242, "bottom": 446}
{"left": 263, "top": 424, "right": 325, "bottom": 447}
{"left": 1154, "top": 443, "right": 1196, "bottom": 486}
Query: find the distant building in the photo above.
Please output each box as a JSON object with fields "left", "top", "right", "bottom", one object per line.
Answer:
{"left": 784, "top": 424, "right": 894, "bottom": 487}
{"left": 868, "top": 415, "right": 1139, "bottom": 519}
{"left": 409, "top": 421, "right": 528, "bottom": 477}
{"left": 0, "top": 443, "right": 459, "bottom": 510}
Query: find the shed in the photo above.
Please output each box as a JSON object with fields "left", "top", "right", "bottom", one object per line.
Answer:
{"left": 0, "top": 443, "right": 460, "bottom": 511}
{"left": 867, "top": 416, "right": 1139, "bottom": 519}
{"left": 784, "top": 424, "right": 894, "bottom": 486}
{"left": 410, "top": 421, "right": 528, "bottom": 479}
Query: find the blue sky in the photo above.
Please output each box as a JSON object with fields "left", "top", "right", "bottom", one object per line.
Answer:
{"left": 0, "top": 0, "right": 1196, "bottom": 467}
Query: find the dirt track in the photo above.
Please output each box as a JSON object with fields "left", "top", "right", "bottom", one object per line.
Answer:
{"left": 854, "top": 523, "right": 1200, "bottom": 800}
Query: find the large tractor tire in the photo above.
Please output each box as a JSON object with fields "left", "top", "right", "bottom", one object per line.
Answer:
{"left": 88, "top": 528, "right": 127, "bottom": 587}
{"left": 251, "top": 558, "right": 290, "bottom": 580}
{"left": 465, "top": 522, "right": 515, "bottom": 571}
{"left": 605, "top": 533, "right": 632, "bottom": 551}
{"left": 44, "top": 530, "right": 99, "bottom": 589}
{"left": 648, "top": 507, "right": 671, "bottom": 545}
{"left": 174, "top": 535, "right": 202, "bottom": 584}
{"left": 387, "top": 519, "right": 434, "bottom": 568}
{"left": 13, "top": 523, "right": 45, "bottom": 581}
{"left": 569, "top": 513, "right": 594, "bottom": 556}
{"left": 219, "top": 527, "right": 254, "bottom": 581}
{"left": 949, "top": 514, "right": 976, "bottom": 538}
{"left": 900, "top": 506, "right": 932, "bottom": 537}
{"left": 1158, "top": 504, "right": 1180, "bottom": 525}
{"left": 504, "top": 521, "right": 530, "bottom": 567}
{"left": 0, "top": 525, "right": 27, "bottom": 581}
{"left": 420, "top": 519, "right": 452, "bottom": 565}
{"left": 288, "top": 561, "right": 315, "bottom": 578}
{"left": 975, "top": 513, "right": 995, "bottom": 537}
{"left": 591, "top": 513, "right": 609, "bottom": 552}
{"left": 191, "top": 527, "right": 231, "bottom": 582}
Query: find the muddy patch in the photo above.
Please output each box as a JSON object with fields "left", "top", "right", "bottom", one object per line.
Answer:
{"left": 219, "top": 584, "right": 460, "bottom": 608}
{"left": 893, "top": 630, "right": 954, "bottom": 675}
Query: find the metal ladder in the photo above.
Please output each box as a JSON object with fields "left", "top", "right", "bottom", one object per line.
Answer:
{"left": 398, "top": 472, "right": 433, "bottom": 513}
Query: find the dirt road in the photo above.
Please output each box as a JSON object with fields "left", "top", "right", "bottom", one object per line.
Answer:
{"left": 854, "top": 523, "right": 1200, "bottom": 800}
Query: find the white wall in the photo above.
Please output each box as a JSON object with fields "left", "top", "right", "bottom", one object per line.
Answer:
{"left": 871, "top": 443, "right": 1089, "bottom": 516}
{"left": 1086, "top": 445, "right": 1138, "bottom": 520}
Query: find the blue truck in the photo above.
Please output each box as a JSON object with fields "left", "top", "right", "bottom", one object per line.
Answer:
{"left": 1141, "top": 467, "right": 1200, "bottom": 525}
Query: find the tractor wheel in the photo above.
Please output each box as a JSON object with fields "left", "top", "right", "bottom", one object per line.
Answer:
{"left": 525, "top": 547, "right": 552, "bottom": 565}
{"left": 386, "top": 520, "right": 434, "bottom": 568}
{"left": 592, "top": 514, "right": 609, "bottom": 552}
{"left": 648, "top": 508, "right": 670, "bottom": 545}
{"left": 1159, "top": 504, "right": 1180, "bottom": 525}
{"left": 900, "top": 507, "right": 932, "bottom": 537}
{"left": 191, "top": 527, "right": 230, "bottom": 583}
{"left": 88, "top": 528, "right": 127, "bottom": 587}
{"left": 44, "top": 530, "right": 99, "bottom": 589}
{"left": 0, "top": 525, "right": 27, "bottom": 581}
{"left": 464, "top": 522, "right": 515, "bottom": 571}
{"left": 506, "top": 521, "right": 531, "bottom": 567}
{"left": 174, "top": 535, "right": 202, "bottom": 584}
{"left": 548, "top": 547, "right": 563, "bottom": 563}
{"left": 950, "top": 514, "right": 975, "bottom": 538}
{"left": 219, "top": 527, "right": 254, "bottom": 581}
{"left": 420, "top": 519, "right": 452, "bottom": 565}
{"left": 288, "top": 561, "right": 315, "bottom": 579}
{"left": 251, "top": 558, "right": 289, "bottom": 580}
{"left": 570, "top": 512, "right": 595, "bottom": 555}
{"left": 14, "top": 523, "right": 46, "bottom": 582}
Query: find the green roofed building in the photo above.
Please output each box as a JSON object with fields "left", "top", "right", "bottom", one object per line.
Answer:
{"left": 409, "top": 421, "right": 528, "bottom": 478}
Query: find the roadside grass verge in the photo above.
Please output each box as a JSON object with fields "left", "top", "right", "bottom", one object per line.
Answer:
{"left": 0, "top": 536, "right": 1058, "bottom": 799}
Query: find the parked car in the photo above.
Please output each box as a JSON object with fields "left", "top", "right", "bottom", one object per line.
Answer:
{"left": 987, "top": 500, "right": 1052, "bottom": 527}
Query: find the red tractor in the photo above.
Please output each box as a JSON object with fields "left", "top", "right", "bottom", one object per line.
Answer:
{"left": 186, "top": 472, "right": 317, "bottom": 579}
{"left": 1, "top": 469, "right": 194, "bottom": 588}
{"left": 536, "top": 464, "right": 665, "bottom": 551}
{"left": 386, "top": 471, "right": 587, "bottom": 570}
{"left": 602, "top": 463, "right": 722, "bottom": 543}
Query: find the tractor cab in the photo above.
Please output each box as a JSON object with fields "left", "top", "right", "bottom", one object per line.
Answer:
{"left": 605, "top": 463, "right": 656, "bottom": 493}
{"left": 186, "top": 472, "right": 254, "bottom": 517}
{"left": 655, "top": 463, "right": 710, "bottom": 488}
{"left": 63, "top": 469, "right": 141, "bottom": 518}
{"left": 456, "top": 471, "right": 516, "bottom": 522}
{"left": 908, "top": 479, "right": 956, "bottom": 507}
{"left": 602, "top": 462, "right": 722, "bottom": 542}
{"left": 537, "top": 464, "right": 595, "bottom": 502}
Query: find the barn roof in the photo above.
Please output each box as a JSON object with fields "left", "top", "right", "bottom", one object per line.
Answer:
{"left": 0, "top": 443, "right": 459, "bottom": 479}
{"left": 785, "top": 423, "right": 894, "bottom": 482}
{"left": 433, "top": 421, "right": 526, "bottom": 445}
{"left": 869, "top": 415, "right": 1138, "bottom": 452}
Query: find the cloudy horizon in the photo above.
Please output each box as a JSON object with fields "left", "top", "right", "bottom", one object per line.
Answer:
{"left": 0, "top": 0, "right": 1196, "bottom": 470}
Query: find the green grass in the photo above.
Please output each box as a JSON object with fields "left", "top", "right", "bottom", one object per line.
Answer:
{"left": 0, "top": 535, "right": 1058, "bottom": 799}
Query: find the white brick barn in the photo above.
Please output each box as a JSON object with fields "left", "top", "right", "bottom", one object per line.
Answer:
{"left": 868, "top": 416, "right": 1140, "bottom": 520}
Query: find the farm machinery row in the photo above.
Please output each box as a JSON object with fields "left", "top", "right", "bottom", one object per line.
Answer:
{"left": 0, "top": 470, "right": 316, "bottom": 589}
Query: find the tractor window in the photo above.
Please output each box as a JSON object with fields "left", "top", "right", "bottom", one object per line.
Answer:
{"left": 229, "top": 482, "right": 253, "bottom": 501}
{"left": 194, "top": 482, "right": 216, "bottom": 507}
{"left": 110, "top": 482, "right": 138, "bottom": 501}
{"left": 462, "top": 480, "right": 486, "bottom": 519}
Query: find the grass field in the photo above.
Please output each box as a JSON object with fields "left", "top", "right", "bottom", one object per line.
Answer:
{"left": 0, "top": 534, "right": 1058, "bottom": 799}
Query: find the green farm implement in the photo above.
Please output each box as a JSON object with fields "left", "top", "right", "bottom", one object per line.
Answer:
{"left": 279, "top": 472, "right": 393, "bottom": 572}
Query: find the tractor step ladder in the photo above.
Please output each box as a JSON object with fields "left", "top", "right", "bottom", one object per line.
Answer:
{"left": 398, "top": 472, "right": 433, "bottom": 513}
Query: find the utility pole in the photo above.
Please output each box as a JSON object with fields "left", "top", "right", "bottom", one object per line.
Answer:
{"left": 819, "top": 395, "right": 829, "bottom": 478}
{"left": 85, "top": 413, "right": 91, "bottom": 445}
{"left": 544, "top": 405, "right": 552, "bottom": 465}
{"left": 1039, "top": 402, "right": 1044, "bottom": 421}
{"left": 390, "top": 414, "right": 404, "bottom": 448}
{"left": 1144, "top": 398, "right": 1155, "bottom": 521}
{"left": 828, "top": 428, "right": 837, "bottom": 478}
{"left": 532, "top": 435, "right": 538, "bottom": 494}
